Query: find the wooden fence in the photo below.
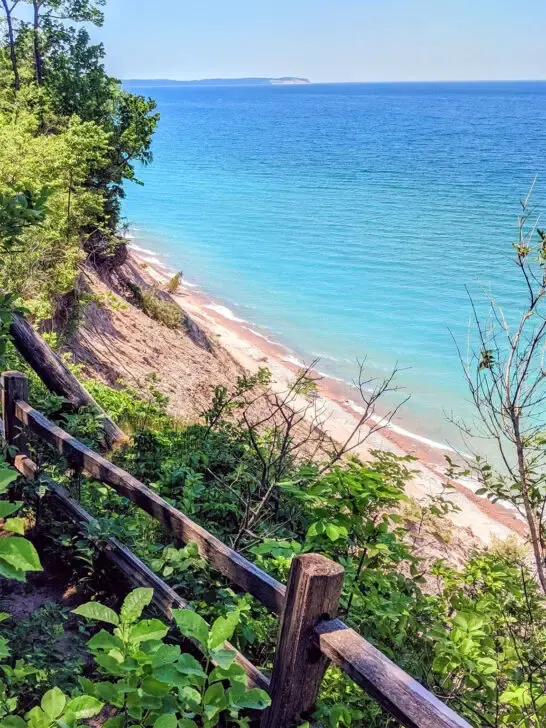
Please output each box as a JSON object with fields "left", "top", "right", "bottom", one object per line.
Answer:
{"left": 1, "top": 371, "right": 472, "bottom": 728}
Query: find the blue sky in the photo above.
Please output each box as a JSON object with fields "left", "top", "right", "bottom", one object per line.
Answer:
{"left": 97, "top": 0, "right": 546, "bottom": 82}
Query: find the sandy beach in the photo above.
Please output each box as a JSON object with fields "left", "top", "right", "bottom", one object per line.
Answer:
{"left": 126, "top": 242, "right": 526, "bottom": 545}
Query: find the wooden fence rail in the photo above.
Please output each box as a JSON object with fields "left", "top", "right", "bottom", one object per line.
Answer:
{"left": 1, "top": 371, "right": 472, "bottom": 728}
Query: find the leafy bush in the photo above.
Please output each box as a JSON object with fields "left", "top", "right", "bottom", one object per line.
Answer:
{"left": 166, "top": 272, "right": 183, "bottom": 294}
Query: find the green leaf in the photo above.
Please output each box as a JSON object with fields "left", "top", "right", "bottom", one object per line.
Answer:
{"left": 151, "top": 643, "right": 181, "bottom": 668}
{"left": 3, "top": 518, "right": 25, "bottom": 535}
{"left": 179, "top": 685, "right": 202, "bottom": 708}
{"left": 208, "top": 611, "right": 239, "bottom": 650}
{"left": 0, "top": 637, "right": 10, "bottom": 659}
{"left": 154, "top": 715, "right": 177, "bottom": 728}
{"left": 178, "top": 721, "right": 198, "bottom": 728}
{"left": 128, "top": 618, "right": 168, "bottom": 644}
{"left": 209, "top": 663, "right": 246, "bottom": 686}
{"left": 176, "top": 653, "right": 207, "bottom": 678}
{"left": 87, "top": 629, "right": 123, "bottom": 652}
{"left": 142, "top": 677, "right": 170, "bottom": 697}
{"left": 203, "top": 682, "right": 227, "bottom": 721}
{"left": 0, "top": 717, "right": 27, "bottom": 728}
{"left": 0, "top": 502, "right": 22, "bottom": 518}
{"left": 41, "top": 688, "right": 66, "bottom": 719}
{"left": 0, "top": 558, "right": 25, "bottom": 582}
{"left": 104, "top": 718, "right": 125, "bottom": 728}
{"left": 325, "top": 523, "right": 348, "bottom": 542}
{"left": 72, "top": 601, "right": 119, "bottom": 626}
{"left": 0, "top": 537, "right": 42, "bottom": 572}
{"left": 210, "top": 648, "right": 236, "bottom": 669}
{"left": 228, "top": 687, "right": 271, "bottom": 710}
{"left": 120, "top": 587, "right": 153, "bottom": 624}
{"left": 65, "top": 695, "right": 103, "bottom": 719}
{"left": 172, "top": 609, "right": 209, "bottom": 646}
{"left": 0, "top": 468, "right": 18, "bottom": 494}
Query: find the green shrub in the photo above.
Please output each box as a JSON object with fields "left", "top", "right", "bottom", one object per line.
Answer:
{"left": 166, "top": 271, "right": 183, "bottom": 294}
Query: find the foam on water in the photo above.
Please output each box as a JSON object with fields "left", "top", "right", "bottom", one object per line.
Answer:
{"left": 204, "top": 304, "right": 247, "bottom": 323}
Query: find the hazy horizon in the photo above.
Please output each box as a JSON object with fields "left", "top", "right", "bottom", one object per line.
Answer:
{"left": 98, "top": 0, "right": 546, "bottom": 84}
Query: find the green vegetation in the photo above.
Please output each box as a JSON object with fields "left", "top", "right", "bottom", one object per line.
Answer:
{"left": 0, "top": 0, "right": 158, "bottom": 321}
{"left": 0, "top": 1, "right": 545, "bottom": 726}
{"left": 0, "top": 357, "right": 542, "bottom": 727}
{"left": 0, "top": 588, "right": 270, "bottom": 727}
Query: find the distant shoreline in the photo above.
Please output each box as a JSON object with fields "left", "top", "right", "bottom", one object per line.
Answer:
{"left": 123, "top": 76, "right": 310, "bottom": 87}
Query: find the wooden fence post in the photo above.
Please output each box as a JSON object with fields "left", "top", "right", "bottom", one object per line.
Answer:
{"left": 1, "top": 371, "right": 29, "bottom": 459}
{"left": 261, "top": 553, "right": 344, "bottom": 728}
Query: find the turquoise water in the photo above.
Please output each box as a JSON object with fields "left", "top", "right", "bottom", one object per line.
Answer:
{"left": 122, "top": 81, "right": 546, "bottom": 447}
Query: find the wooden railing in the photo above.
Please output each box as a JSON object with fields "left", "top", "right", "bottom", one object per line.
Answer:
{"left": 1, "top": 371, "right": 472, "bottom": 728}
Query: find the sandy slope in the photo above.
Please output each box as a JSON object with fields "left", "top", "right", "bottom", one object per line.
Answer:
{"left": 71, "top": 251, "right": 526, "bottom": 548}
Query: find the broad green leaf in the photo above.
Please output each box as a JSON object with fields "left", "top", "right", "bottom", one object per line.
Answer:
{"left": 203, "top": 682, "right": 227, "bottom": 721}
{"left": 172, "top": 609, "right": 208, "bottom": 646}
{"left": 0, "top": 612, "right": 10, "bottom": 622}
{"left": 142, "top": 677, "right": 170, "bottom": 697}
{"left": 210, "top": 648, "right": 236, "bottom": 669}
{"left": 41, "top": 687, "right": 66, "bottom": 719}
{"left": 120, "top": 587, "right": 153, "bottom": 624}
{"left": 72, "top": 601, "right": 119, "bottom": 626}
{"left": 104, "top": 718, "right": 125, "bottom": 728}
{"left": 0, "top": 717, "right": 27, "bottom": 728}
{"left": 65, "top": 695, "right": 103, "bottom": 719}
{"left": 228, "top": 687, "right": 271, "bottom": 710}
{"left": 178, "top": 721, "right": 198, "bottom": 728}
{"left": 179, "top": 685, "right": 202, "bottom": 708}
{"left": 128, "top": 618, "right": 168, "bottom": 644}
{"left": 95, "top": 682, "right": 123, "bottom": 706}
{"left": 176, "top": 653, "right": 206, "bottom": 678}
{"left": 325, "top": 523, "right": 348, "bottom": 542}
{"left": 154, "top": 715, "right": 177, "bottom": 728}
{"left": 0, "top": 537, "right": 42, "bottom": 572}
{"left": 208, "top": 611, "right": 239, "bottom": 649}
{"left": 0, "top": 468, "right": 18, "bottom": 494}
{"left": 87, "top": 629, "right": 123, "bottom": 652}
{"left": 0, "top": 558, "right": 25, "bottom": 582}
{"left": 209, "top": 663, "right": 246, "bottom": 685}
{"left": 0, "top": 502, "right": 22, "bottom": 518}
{"left": 3, "top": 518, "right": 25, "bottom": 535}
{"left": 151, "top": 643, "right": 181, "bottom": 668}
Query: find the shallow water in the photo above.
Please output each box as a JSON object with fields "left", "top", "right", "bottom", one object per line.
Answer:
{"left": 122, "top": 81, "right": 546, "bottom": 448}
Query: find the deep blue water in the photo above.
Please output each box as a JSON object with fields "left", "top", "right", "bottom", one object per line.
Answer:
{"left": 122, "top": 81, "right": 546, "bottom": 447}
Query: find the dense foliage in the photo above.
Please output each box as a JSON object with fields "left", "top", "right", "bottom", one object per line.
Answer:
{"left": 0, "top": 354, "right": 543, "bottom": 727}
{"left": 0, "top": 0, "right": 158, "bottom": 320}
{"left": 1, "top": 2, "right": 545, "bottom": 727}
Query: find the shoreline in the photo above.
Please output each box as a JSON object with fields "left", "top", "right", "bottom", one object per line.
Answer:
{"left": 128, "top": 241, "right": 527, "bottom": 543}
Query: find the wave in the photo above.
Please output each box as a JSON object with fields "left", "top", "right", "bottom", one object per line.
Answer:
{"left": 282, "top": 354, "right": 306, "bottom": 368}
{"left": 243, "top": 327, "right": 279, "bottom": 346}
{"left": 317, "top": 370, "right": 346, "bottom": 383}
{"left": 345, "top": 400, "right": 455, "bottom": 452}
{"left": 204, "top": 304, "right": 247, "bottom": 323}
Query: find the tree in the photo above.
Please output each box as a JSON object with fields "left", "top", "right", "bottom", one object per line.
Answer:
{"left": 0, "top": 0, "right": 21, "bottom": 88}
{"left": 22, "top": 0, "right": 105, "bottom": 85}
{"left": 455, "top": 180, "right": 546, "bottom": 593}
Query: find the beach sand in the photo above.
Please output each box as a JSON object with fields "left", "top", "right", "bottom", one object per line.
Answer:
{"left": 127, "top": 244, "right": 526, "bottom": 545}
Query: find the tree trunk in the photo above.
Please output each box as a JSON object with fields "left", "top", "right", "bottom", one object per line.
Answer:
{"left": 1, "top": 0, "right": 20, "bottom": 90}
{"left": 32, "top": 0, "right": 43, "bottom": 85}
{"left": 514, "top": 419, "right": 546, "bottom": 594}
{"left": 10, "top": 312, "right": 128, "bottom": 448}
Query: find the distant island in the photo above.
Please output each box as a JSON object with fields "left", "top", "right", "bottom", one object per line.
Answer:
{"left": 123, "top": 77, "right": 311, "bottom": 87}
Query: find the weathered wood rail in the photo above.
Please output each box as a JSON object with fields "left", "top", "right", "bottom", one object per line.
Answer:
{"left": 1, "top": 371, "right": 472, "bottom": 728}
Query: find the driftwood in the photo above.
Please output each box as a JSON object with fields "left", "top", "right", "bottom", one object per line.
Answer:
{"left": 10, "top": 313, "right": 127, "bottom": 447}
